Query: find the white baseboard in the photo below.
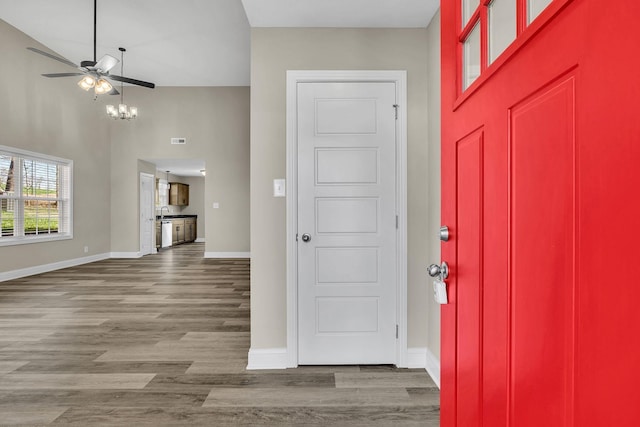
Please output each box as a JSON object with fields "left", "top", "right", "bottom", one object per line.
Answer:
{"left": 195, "top": 238, "right": 205, "bottom": 243}
{"left": 204, "top": 252, "right": 250, "bottom": 259}
{"left": 109, "top": 252, "right": 143, "bottom": 259}
{"left": 407, "top": 347, "right": 427, "bottom": 368}
{"left": 247, "top": 347, "right": 427, "bottom": 371}
{"left": 425, "top": 347, "right": 441, "bottom": 389}
{"left": 246, "top": 348, "right": 289, "bottom": 370}
{"left": 0, "top": 253, "right": 111, "bottom": 282}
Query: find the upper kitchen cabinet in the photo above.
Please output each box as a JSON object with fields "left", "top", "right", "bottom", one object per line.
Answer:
{"left": 169, "top": 182, "right": 189, "bottom": 206}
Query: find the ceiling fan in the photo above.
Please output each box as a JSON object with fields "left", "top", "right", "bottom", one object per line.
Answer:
{"left": 27, "top": 0, "right": 155, "bottom": 95}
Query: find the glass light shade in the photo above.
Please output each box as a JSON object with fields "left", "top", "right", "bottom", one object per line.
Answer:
{"left": 77, "top": 76, "right": 96, "bottom": 91}
{"left": 106, "top": 103, "right": 138, "bottom": 120}
{"left": 94, "top": 79, "right": 113, "bottom": 95}
{"left": 106, "top": 105, "right": 117, "bottom": 117}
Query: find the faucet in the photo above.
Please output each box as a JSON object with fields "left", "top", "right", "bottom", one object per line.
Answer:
{"left": 160, "top": 206, "right": 170, "bottom": 220}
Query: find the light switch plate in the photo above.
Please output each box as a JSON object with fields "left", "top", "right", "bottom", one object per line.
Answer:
{"left": 273, "top": 179, "right": 285, "bottom": 197}
{"left": 213, "top": 202, "right": 220, "bottom": 209}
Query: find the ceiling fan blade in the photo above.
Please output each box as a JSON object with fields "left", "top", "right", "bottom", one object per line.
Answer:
{"left": 95, "top": 54, "right": 119, "bottom": 73}
{"left": 41, "top": 73, "right": 85, "bottom": 78}
{"left": 108, "top": 86, "right": 120, "bottom": 96}
{"left": 109, "top": 74, "right": 155, "bottom": 89}
{"left": 27, "top": 47, "right": 79, "bottom": 69}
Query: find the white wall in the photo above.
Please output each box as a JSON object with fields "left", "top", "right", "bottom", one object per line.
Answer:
{"left": 250, "top": 28, "right": 435, "bottom": 351}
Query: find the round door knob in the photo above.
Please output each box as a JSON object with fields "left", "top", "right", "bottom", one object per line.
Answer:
{"left": 428, "top": 264, "right": 441, "bottom": 277}
{"left": 428, "top": 262, "right": 449, "bottom": 279}
{"left": 301, "top": 233, "right": 311, "bottom": 242}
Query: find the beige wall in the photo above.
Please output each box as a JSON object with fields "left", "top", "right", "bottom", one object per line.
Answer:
{"left": 110, "top": 86, "right": 250, "bottom": 255}
{"left": 426, "top": 13, "right": 442, "bottom": 362}
{"left": 0, "top": 19, "right": 111, "bottom": 272}
{"left": 250, "top": 28, "right": 433, "bottom": 350}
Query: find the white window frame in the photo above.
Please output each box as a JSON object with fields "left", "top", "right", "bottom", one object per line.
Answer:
{"left": 0, "top": 145, "right": 73, "bottom": 246}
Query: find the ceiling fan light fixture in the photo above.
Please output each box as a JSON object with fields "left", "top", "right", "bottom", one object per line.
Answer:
{"left": 28, "top": 0, "right": 155, "bottom": 103}
{"left": 94, "top": 78, "right": 113, "bottom": 95}
{"left": 78, "top": 75, "right": 96, "bottom": 91}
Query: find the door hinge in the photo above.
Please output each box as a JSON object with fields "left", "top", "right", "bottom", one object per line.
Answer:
{"left": 396, "top": 324, "right": 399, "bottom": 339}
{"left": 393, "top": 104, "right": 399, "bottom": 120}
{"left": 295, "top": 233, "right": 299, "bottom": 242}
{"left": 396, "top": 215, "right": 399, "bottom": 229}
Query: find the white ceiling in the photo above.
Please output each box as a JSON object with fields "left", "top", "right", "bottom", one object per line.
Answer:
{"left": 242, "top": 0, "right": 439, "bottom": 28}
{"left": 147, "top": 159, "right": 206, "bottom": 178}
{"left": 0, "top": 0, "right": 251, "bottom": 87}
{"left": 0, "top": 0, "right": 439, "bottom": 87}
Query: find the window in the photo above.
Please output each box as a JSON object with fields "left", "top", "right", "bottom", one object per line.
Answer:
{"left": 460, "top": 0, "right": 555, "bottom": 92}
{"left": 0, "top": 145, "right": 72, "bottom": 246}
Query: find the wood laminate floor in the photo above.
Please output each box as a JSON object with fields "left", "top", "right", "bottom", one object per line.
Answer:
{"left": 0, "top": 244, "right": 440, "bottom": 426}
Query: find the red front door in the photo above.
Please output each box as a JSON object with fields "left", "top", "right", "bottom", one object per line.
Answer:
{"left": 441, "top": 1, "right": 640, "bottom": 426}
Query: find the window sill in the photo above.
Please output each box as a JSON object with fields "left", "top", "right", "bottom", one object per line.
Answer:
{"left": 0, "top": 234, "right": 73, "bottom": 247}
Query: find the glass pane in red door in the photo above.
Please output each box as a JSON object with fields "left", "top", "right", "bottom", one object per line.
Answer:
{"left": 462, "top": 0, "right": 480, "bottom": 27}
{"left": 463, "top": 22, "right": 481, "bottom": 90}
{"left": 528, "top": 0, "right": 553, "bottom": 23}
{"left": 488, "top": 0, "right": 517, "bottom": 63}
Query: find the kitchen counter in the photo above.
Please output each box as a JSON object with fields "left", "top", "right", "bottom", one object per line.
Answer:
{"left": 156, "top": 214, "right": 197, "bottom": 219}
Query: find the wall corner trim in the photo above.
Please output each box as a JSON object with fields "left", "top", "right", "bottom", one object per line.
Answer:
{"left": 109, "top": 252, "right": 143, "bottom": 259}
{"left": 0, "top": 253, "right": 111, "bottom": 282}
{"left": 425, "top": 347, "right": 441, "bottom": 389}
{"left": 204, "top": 252, "right": 250, "bottom": 259}
{"left": 407, "top": 347, "right": 427, "bottom": 368}
{"left": 246, "top": 348, "right": 289, "bottom": 370}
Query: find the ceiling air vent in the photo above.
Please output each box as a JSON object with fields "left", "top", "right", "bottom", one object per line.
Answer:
{"left": 171, "top": 137, "right": 186, "bottom": 145}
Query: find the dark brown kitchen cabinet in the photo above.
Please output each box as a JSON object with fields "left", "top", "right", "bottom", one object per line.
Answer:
{"left": 185, "top": 217, "right": 196, "bottom": 242}
{"left": 155, "top": 221, "right": 161, "bottom": 248}
{"left": 169, "top": 183, "right": 189, "bottom": 206}
{"left": 172, "top": 219, "right": 185, "bottom": 244}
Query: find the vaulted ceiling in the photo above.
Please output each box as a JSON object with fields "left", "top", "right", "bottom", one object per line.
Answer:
{"left": 0, "top": 0, "right": 439, "bottom": 87}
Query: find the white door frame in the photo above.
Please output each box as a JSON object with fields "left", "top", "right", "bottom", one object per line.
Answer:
{"left": 285, "top": 70, "right": 408, "bottom": 368}
{"left": 139, "top": 172, "right": 156, "bottom": 256}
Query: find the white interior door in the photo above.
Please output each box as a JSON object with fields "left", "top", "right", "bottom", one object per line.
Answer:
{"left": 297, "top": 81, "right": 397, "bottom": 365}
{"left": 140, "top": 173, "right": 154, "bottom": 256}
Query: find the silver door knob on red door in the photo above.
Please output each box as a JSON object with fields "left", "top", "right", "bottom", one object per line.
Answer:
{"left": 301, "top": 233, "right": 311, "bottom": 242}
{"left": 428, "top": 262, "right": 449, "bottom": 280}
